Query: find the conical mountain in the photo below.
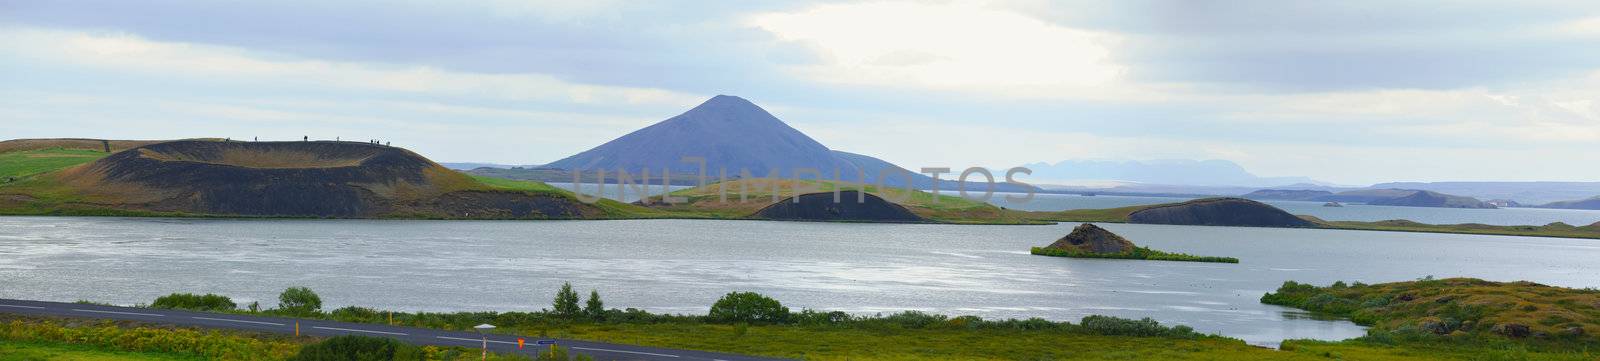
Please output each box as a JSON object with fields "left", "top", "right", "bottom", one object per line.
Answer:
{"left": 544, "top": 95, "right": 854, "bottom": 177}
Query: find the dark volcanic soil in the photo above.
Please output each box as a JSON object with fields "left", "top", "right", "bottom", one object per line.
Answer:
{"left": 1128, "top": 197, "right": 1316, "bottom": 227}
{"left": 753, "top": 190, "right": 924, "bottom": 222}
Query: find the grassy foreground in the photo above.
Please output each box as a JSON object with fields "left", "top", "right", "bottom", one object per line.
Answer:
{"left": 1030, "top": 246, "right": 1240, "bottom": 263}
{"left": 0, "top": 341, "right": 199, "bottom": 361}
{"left": 52, "top": 282, "right": 1595, "bottom": 360}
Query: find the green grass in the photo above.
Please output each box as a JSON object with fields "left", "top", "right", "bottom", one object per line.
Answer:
{"left": 468, "top": 175, "right": 564, "bottom": 194}
{"left": 0, "top": 341, "right": 202, "bottom": 361}
{"left": 1031, "top": 246, "right": 1240, "bottom": 263}
{"left": 0, "top": 148, "right": 106, "bottom": 180}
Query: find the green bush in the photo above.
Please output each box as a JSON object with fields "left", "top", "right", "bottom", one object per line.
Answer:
{"left": 707, "top": 292, "right": 789, "bottom": 325}
{"left": 330, "top": 306, "right": 383, "bottom": 323}
{"left": 1079, "top": 315, "right": 1200, "bottom": 338}
{"left": 278, "top": 287, "right": 323, "bottom": 316}
{"left": 290, "top": 335, "right": 423, "bottom": 361}
{"left": 150, "top": 293, "right": 236, "bottom": 311}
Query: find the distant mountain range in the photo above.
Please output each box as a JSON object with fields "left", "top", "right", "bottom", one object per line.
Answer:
{"left": 1369, "top": 182, "right": 1600, "bottom": 205}
{"left": 1021, "top": 159, "right": 1327, "bottom": 188}
{"left": 1242, "top": 188, "right": 1496, "bottom": 209}
{"left": 535, "top": 95, "right": 1036, "bottom": 193}
{"left": 1539, "top": 196, "right": 1600, "bottom": 210}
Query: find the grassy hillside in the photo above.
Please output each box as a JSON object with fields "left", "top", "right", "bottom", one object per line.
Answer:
{"left": 644, "top": 178, "right": 1044, "bottom": 224}
{"left": 1322, "top": 219, "right": 1600, "bottom": 240}
{"left": 1262, "top": 278, "right": 1598, "bottom": 352}
{"left": 0, "top": 139, "right": 666, "bottom": 219}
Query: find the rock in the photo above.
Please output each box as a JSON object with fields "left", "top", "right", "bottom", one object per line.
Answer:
{"left": 1492, "top": 323, "right": 1532, "bottom": 338}
{"left": 1046, "top": 223, "right": 1136, "bottom": 254}
{"left": 1563, "top": 327, "right": 1585, "bottom": 337}
{"left": 1397, "top": 294, "right": 1415, "bottom": 302}
{"left": 1419, "top": 318, "right": 1451, "bottom": 335}
{"left": 1127, "top": 198, "right": 1317, "bottom": 227}
{"left": 753, "top": 191, "right": 924, "bottom": 223}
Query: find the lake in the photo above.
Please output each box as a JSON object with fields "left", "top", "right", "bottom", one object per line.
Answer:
{"left": 4, "top": 217, "right": 1599, "bottom": 346}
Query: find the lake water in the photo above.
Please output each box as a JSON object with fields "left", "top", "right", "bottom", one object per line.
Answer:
{"left": 5, "top": 217, "right": 1600, "bottom": 346}
{"left": 988, "top": 193, "right": 1600, "bottom": 226}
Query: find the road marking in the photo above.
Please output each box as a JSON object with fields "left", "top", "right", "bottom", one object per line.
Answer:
{"left": 435, "top": 336, "right": 518, "bottom": 345}
{"left": 192, "top": 316, "right": 284, "bottom": 326}
{"left": 572, "top": 346, "right": 682, "bottom": 358}
{"left": 0, "top": 304, "right": 46, "bottom": 309}
{"left": 72, "top": 309, "right": 163, "bottom": 317}
{"left": 312, "top": 326, "right": 407, "bottom": 336}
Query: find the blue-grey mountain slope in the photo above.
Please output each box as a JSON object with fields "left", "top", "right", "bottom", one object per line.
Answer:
{"left": 544, "top": 95, "right": 1036, "bottom": 193}
{"left": 545, "top": 95, "right": 850, "bottom": 177}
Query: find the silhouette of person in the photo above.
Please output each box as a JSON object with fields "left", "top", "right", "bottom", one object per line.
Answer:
{"left": 303, "top": 136, "right": 308, "bottom": 142}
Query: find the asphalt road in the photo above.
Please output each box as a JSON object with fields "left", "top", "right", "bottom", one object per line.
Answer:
{"left": 0, "top": 299, "right": 787, "bottom": 361}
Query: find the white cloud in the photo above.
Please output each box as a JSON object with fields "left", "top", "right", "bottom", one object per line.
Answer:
{"left": 1556, "top": 16, "right": 1600, "bottom": 37}
{"left": 749, "top": 2, "right": 1127, "bottom": 98}
{"left": 1, "top": 27, "right": 707, "bottom": 108}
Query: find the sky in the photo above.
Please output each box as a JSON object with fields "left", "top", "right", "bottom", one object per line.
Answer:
{"left": 3, "top": 1, "right": 1599, "bottom": 185}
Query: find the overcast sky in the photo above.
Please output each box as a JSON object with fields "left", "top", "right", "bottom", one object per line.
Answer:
{"left": 3, "top": 1, "right": 1599, "bottom": 185}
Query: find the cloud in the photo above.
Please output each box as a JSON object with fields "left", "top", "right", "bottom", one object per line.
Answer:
{"left": 748, "top": 2, "right": 1127, "bottom": 97}
{"left": 0, "top": 27, "right": 707, "bottom": 108}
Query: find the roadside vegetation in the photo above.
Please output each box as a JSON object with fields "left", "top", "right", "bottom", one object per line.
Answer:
{"left": 31, "top": 281, "right": 1576, "bottom": 360}
{"left": 0, "top": 314, "right": 300, "bottom": 360}
{"left": 0, "top": 314, "right": 569, "bottom": 361}
{"left": 1030, "top": 246, "right": 1240, "bottom": 263}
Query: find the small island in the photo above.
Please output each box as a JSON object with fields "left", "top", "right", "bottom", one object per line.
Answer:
{"left": 1030, "top": 223, "right": 1239, "bottom": 263}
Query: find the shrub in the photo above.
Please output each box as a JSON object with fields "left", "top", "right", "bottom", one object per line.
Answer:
{"left": 330, "top": 306, "right": 383, "bottom": 323}
{"left": 881, "top": 311, "right": 947, "bottom": 329}
{"left": 793, "top": 309, "right": 853, "bottom": 326}
{"left": 151, "top": 293, "right": 236, "bottom": 311}
{"left": 584, "top": 290, "right": 605, "bottom": 321}
{"left": 1079, "top": 315, "right": 1200, "bottom": 338}
{"left": 708, "top": 292, "right": 790, "bottom": 325}
{"left": 290, "top": 335, "right": 423, "bottom": 361}
{"left": 278, "top": 286, "right": 323, "bottom": 315}
{"left": 553, "top": 282, "right": 580, "bottom": 318}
